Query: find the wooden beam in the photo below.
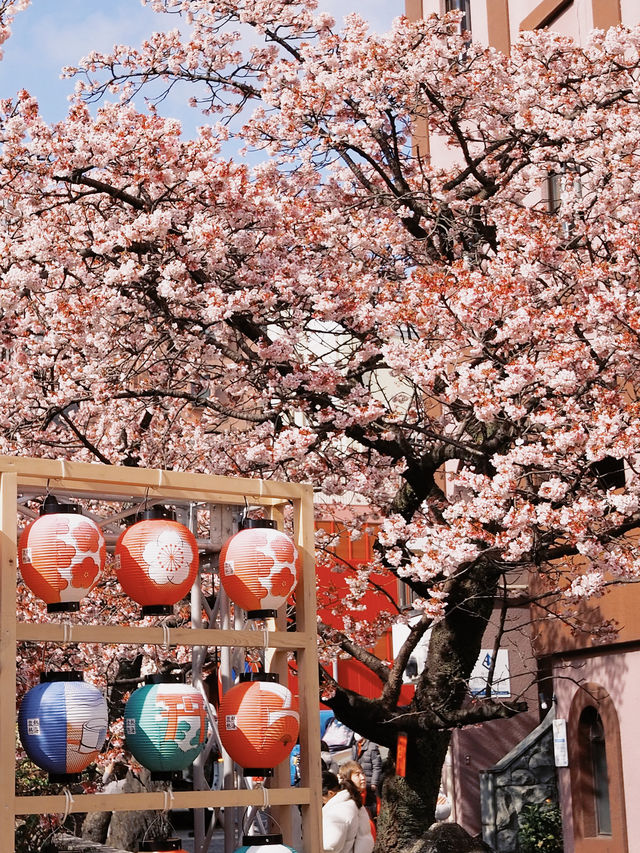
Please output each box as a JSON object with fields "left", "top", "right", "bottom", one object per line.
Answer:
{"left": 15, "top": 623, "right": 312, "bottom": 649}
{"left": 0, "top": 454, "right": 304, "bottom": 502}
{"left": 294, "top": 488, "right": 324, "bottom": 849}
{"left": 14, "top": 786, "right": 313, "bottom": 815}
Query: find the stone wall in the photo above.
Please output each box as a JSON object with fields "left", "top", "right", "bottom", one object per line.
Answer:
{"left": 479, "top": 709, "right": 558, "bottom": 852}
{"left": 53, "top": 834, "right": 131, "bottom": 853}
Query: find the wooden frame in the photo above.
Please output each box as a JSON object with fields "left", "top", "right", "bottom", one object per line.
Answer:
{"left": 0, "top": 455, "right": 322, "bottom": 853}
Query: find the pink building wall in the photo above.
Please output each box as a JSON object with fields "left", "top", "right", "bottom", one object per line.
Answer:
{"left": 553, "top": 650, "right": 640, "bottom": 851}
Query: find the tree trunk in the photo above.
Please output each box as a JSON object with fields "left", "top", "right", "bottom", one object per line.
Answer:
{"left": 375, "top": 730, "right": 451, "bottom": 853}
{"left": 373, "top": 564, "right": 502, "bottom": 851}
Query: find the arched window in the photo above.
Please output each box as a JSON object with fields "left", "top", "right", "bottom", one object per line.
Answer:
{"left": 445, "top": 0, "right": 471, "bottom": 34}
{"left": 577, "top": 706, "right": 611, "bottom": 836}
{"left": 568, "top": 683, "right": 627, "bottom": 852}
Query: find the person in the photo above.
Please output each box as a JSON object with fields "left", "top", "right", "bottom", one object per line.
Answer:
{"left": 322, "top": 716, "right": 355, "bottom": 754}
{"left": 338, "top": 760, "right": 378, "bottom": 834}
{"left": 351, "top": 735, "right": 382, "bottom": 797}
{"left": 322, "top": 770, "right": 374, "bottom": 853}
{"left": 321, "top": 739, "right": 339, "bottom": 774}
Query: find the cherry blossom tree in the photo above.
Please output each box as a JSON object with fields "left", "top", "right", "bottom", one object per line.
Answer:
{"left": 4, "top": 0, "right": 640, "bottom": 848}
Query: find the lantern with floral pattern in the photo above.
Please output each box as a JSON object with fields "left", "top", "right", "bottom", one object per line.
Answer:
{"left": 18, "top": 496, "right": 106, "bottom": 612}
{"left": 220, "top": 520, "right": 300, "bottom": 619}
{"left": 115, "top": 507, "right": 199, "bottom": 615}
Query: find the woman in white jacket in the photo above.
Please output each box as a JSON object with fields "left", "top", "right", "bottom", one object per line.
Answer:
{"left": 322, "top": 771, "right": 374, "bottom": 853}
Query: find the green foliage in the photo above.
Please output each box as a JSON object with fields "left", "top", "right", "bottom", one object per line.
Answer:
{"left": 15, "top": 727, "right": 59, "bottom": 853}
{"left": 517, "top": 802, "right": 563, "bottom": 853}
{"left": 14, "top": 814, "right": 56, "bottom": 853}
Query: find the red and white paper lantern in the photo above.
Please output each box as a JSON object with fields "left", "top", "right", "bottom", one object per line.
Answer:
{"left": 115, "top": 507, "right": 199, "bottom": 615}
{"left": 18, "top": 496, "right": 105, "bottom": 612}
{"left": 218, "top": 673, "right": 299, "bottom": 776}
{"left": 220, "top": 520, "right": 300, "bottom": 618}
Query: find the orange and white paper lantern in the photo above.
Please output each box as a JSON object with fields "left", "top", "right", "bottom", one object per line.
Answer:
{"left": 115, "top": 508, "right": 199, "bottom": 616}
{"left": 218, "top": 673, "right": 299, "bottom": 776}
{"left": 220, "top": 520, "right": 300, "bottom": 618}
{"left": 18, "top": 497, "right": 106, "bottom": 613}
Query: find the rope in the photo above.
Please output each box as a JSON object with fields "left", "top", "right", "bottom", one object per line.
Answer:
{"left": 62, "top": 623, "right": 73, "bottom": 644}
{"left": 162, "top": 624, "right": 172, "bottom": 649}
{"left": 262, "top": 785, "right": 270, "bottom": 810}
{"left": 163, "top": 787, "right": 175, "bottom": 812}
{"left": 62, "top": 788, "right": 74, "bottom": 823}
{"left": 263, "top": 627, "right": 269, "bottom": 649}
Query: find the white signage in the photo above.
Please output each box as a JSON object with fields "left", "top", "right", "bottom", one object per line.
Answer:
{"left": 553, "top": 718, "right": 569, "bottom": 767}
{"left": 392, "top": 616, "right": 511, "bottom": 696}
{"left": 391, "top": 618, "right": 431, "bottom": 683}
{"left": 469, "top": 649, "right": 511, "bottom": 698}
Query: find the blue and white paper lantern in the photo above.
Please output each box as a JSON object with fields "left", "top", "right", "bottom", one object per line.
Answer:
{"left": 18, "top": 672, "right": 108, "bottom": 780}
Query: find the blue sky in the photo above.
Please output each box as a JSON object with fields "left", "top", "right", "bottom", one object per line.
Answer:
{"left": 0, "top": 0, "right": 398, "bottom": 135}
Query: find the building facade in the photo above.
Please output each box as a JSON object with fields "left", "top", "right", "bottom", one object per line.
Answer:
{"left": 404, "top": 2, "right": 640, "bottom": 851}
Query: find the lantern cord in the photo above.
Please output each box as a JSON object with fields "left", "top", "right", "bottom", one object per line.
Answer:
{"left": 162, "top": 623, "right": 172, "bottom": 649}
{"left": 62, "top": 623, "right": 73, "bottom": 645}
{"left": 62, "top": 788, "right": 74, "bottom": 824}
{"left": 262, "top": 785, "right": 270, "bottom": 810}
{"left": 163, "top": 788, "right": 175, "bottom": 812}
{"left": 262, "top": 627, "right": 269, "bottom": 649}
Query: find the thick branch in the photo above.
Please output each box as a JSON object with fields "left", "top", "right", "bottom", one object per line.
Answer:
{"left": 319, "top": 621, "right": 390, "bottom": 684}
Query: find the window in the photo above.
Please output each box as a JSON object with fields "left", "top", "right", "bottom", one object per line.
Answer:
{"left": 568, "top": 683, "right": 628, "bottom": 851}
{"left": 591, "top": 456, "right": 626, "bottom": 491}
{"left": 578, "top": 706, "right": 611, "bottom": 836}
{"left": 445, "top": 0, "right": 471, "bottom": 34}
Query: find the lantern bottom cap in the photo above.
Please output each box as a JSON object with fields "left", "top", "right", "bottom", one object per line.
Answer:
{"left": 141, "top": 604, "right": 174, "bottom": 616}
{"left": 139, "top": 839, "right": 183, "bottom": 851}
{"left": 150, "top": 770, "right": 182, "bottom": 782}
{"left": 242, "top": 833, "right": 284, "bottom": 844}
{"left": 242, "top": 768, "right": 274, "bottom": 777}
{"left": 47, "top": 601, "right": 80, "bottom": 613}
{"left": 49, "top": 772, "right": 82, "bottom": 783}
{"left": 246, "top": 609, "right": 278, "bottom": 620}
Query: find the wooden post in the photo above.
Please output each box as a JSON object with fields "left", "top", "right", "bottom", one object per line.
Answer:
{"left": 293, "top": 486, "right": 323, "bottom": 850}
{"left": 0, "top": 472, "right": 17, "bottom": 847}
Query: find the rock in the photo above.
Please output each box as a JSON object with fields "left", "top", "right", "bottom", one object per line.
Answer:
{"left": 81, "top": 769, "right": 170, "bottom": 852}
{"left": 407, "top": 822, "right": 494, "bottom": 852}
{"left": 81, "top": 809, "right": 110, "bottom": 844}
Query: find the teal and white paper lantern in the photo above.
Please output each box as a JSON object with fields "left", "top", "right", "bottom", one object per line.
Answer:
{"left": 124, "top": 678, "right": 208, "bottom": 780}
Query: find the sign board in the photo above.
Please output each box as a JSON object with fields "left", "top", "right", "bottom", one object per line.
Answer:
{"left": 392, "top": 616, "right": 510, "bottom": 696}
{"left": 391, "top": 618, "right": 431, "bottom": 683}
{"left": 469, "top": 649, "right": 511, "bottom": 698}
{"left": 553, "top": 718, "right": 569, "bottom": 767}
